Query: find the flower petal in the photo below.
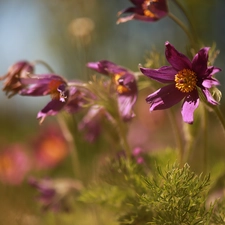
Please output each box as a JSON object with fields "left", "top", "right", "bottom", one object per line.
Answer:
{"left": 140, "top": 66, "right": 176, "bottom": 83}
{"left": 205, "top": 66, "right": 221, "bottom": 77}
{"left": 202, "top": 78, "right": 220, "bottom": 88}
{"left": 165, "top": 42, "right": 192, "bottom": 71}
{"left": 181, "top": 90, "right": 199, "bottom": 124}
{"left": 192, "top": 47, "right": 210, "bottom": 76}
{"left": 37, "top": 99, "right": 66, "bottom": 123}
{"left": 201, "top": 88, "right": 218, "bottom": 105}
{"left": 146, "top": 84, "right": 186, "bottom": 111}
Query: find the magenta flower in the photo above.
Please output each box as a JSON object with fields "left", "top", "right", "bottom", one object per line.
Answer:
{"left": 117, "top": 0, "right": 168, "bottom": 24}
{"left": 19, "top": 74, "right": 69, "bottom": 123}
{"left": 140, "top": 42, "right": 221, "bottom": 124}
{"left": 87, "top": 60, "right": 138, "bottom": 120}
{"left": 0, "top": 60, "right": 34, "bottom": 97}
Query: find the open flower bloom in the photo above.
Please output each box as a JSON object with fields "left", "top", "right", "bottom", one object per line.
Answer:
{"left": 117, "top": 0, "right": 168, "bottom": 24}
{"left": 19, "top": 74, "right": 69, "bottom": 123}
{"left": 0, "top": 61, "right": 34, "bottom": 97}
{"left": 87, "top": 60, "right": 138, "bottom": 120}
{"left": 140, "top": 42, "right": 221, "bottom": 124}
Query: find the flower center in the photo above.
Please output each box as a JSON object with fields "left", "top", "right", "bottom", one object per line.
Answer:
{"left": 114, "top": 74, "right": 130, "bottom": 94}
{"left": 142, "top": 0, "right": 158, "bottom": 18}
{"left": 174, "top": 69, "right": 197, "bottom": 93}
{"left": 48, "top": 80, "right": 66, "bottom": 100}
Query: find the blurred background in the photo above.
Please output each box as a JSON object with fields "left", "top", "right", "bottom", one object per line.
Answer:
{"left": 0, "top": 0, "right": 225, "bottom": 224}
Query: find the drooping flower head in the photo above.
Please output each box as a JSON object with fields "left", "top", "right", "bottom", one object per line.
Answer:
{"left": 0, "top": 61, "right": 34, "bottom": 97}
{"left": 87, "top": 60, "right": 138, "bottom": 120}
{"left": 19, "top": 74, "right": 69, "bottom": 123}
{"left": 117, "top": 0, "right": 168, "bottom": 24}
{"left": 140, "top": 42, "right": 221, "bottom": 124}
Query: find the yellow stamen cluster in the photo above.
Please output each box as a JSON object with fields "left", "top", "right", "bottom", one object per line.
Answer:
{"left": 142, "top": 0, "right": 158, "bottom": 18}
{"left": 114, "top": 74, "right": 130, "bottom": 94}
{"left": 174, "top": 69, "right": 197, "bottom": 93}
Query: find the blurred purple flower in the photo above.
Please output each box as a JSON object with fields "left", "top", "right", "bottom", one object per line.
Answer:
{"left": 0, "top": 144, "right": 30, "bottom": 185}
{"left": 0, "top": 61, "right": 34, "bottom": 97}
{"left": 28, "top": 177, "right": 83, "bottom": 212}
{"left": 87, "top": 60, "right": 138, "bottom": 121}
{"left": 117, "top": 0, "right": 168, "bottom": 24}
{"left": 65, "top": 85, "right": 92, "bottom": 114}
{"left": 140, "top": 42, "right": 221, "bottom": 124}
{"left": 78, "top": 105, "right": 112, "bottom": 142}
{"left": 20, "top": 74, "right": 69, "bottom": 123}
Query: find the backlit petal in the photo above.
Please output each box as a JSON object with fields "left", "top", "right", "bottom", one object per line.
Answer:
{"left": 165, "top": 42, "right": 192, "bottom": 71}
{"left": 146, "top": 84, "right": 185, "bottom": 111}
{"left": 181, "top": 90, "right": 199, "bottom": 124}
{"left": 192, "top": 47, "right": 210, "bottom": 76}
{"left": 140, "top": 66, "right": 176, "bottom": 83}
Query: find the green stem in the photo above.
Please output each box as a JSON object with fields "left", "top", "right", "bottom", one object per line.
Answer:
{"left": 168, "top": 12, "right": 195, "bottom": 48}
{"left": 167, "top": 108, "right": 184, "bottom": 165}
{"left": 172, "top": 0, "right": 197, "bottom": 39}
{"left": 213, "top": 105, "right": 225, "bottom": 133}
{"left": 202, "top": 106, "right": 208, "bottom": 173}
{"left": 117, "top": 119, "right": 131, "bottom": 158}
{"left": 57, "top": 114, "right": 81, "bottom": 178}
{"left": 32, "top": 60, "right": 55, "bottom": 73}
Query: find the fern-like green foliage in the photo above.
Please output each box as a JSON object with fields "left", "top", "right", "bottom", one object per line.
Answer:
{"left": 79, "top": 152, "right": 225, "bottom": 225}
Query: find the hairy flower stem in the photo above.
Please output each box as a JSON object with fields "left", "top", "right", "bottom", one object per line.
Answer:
{"left": 32, "top": 60, "right": 55, "bottom": 73}
{"left": 57, "top": 114, "right": 81, "bottom": 178}
{"left": 213, "top": 105, "right": 225, "bottom": 133}
{"left": 202, "top": 106, "right": 208, "bottom": 173}
{"left": 115, "top": 116, "right": 131, "bottom": 157}
{"left": 168, "top": 12, "right": 196, "bottom": 50}
{"left": 172, "top": 0, "right": 198, "bottom": 42}
{"left": 167, "top": 108, "right": 184, "bottom": 166}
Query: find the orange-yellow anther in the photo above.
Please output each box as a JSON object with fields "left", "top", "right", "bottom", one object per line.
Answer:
{"left": 114, "top": 74, "right": 130, "bottom": 94}
{"left": 174, "top": 69, "right": 197, "bottom": 93}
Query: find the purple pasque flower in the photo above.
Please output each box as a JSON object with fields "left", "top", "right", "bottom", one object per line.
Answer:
{"left": 117, "top": 0, "right": 168, "bottom": 24}
{"left": 140, "top": 42, "right": 221, "bottom": 124}
{"left": 78, "top": 105, "right": 112, "bottom": 142}
{"left": 0, "top": 61, "right": 34, "bottom": 97}
{"left": 87, "top": 60, "right": 138, "bottom": 121}
{"left": 20, "top": 74, "right": 69, "bottom": 123}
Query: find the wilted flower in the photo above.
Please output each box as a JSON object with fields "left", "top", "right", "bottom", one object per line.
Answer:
{"left": 140, "top": 42, "right": 221, "bottom": 123}
{"left": 28, "top": 177, "right": 83, "bottom": 212}
{"left": 0, "top": 61, "right": 34, "bottom": 97}
{"left": 19, "top": 74, "right": 69, "bottom": 123}
{"left": 87, "top": 60, "right": 138, "bottom": 120}
{"left": 117, "top": 0, "right": 168, "bottom": 24}
{"left": 0, "top": 144, "right": 30, "bottom": 185}
{"left": 32, "top": 126, "right": 68, "bottom": 169}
